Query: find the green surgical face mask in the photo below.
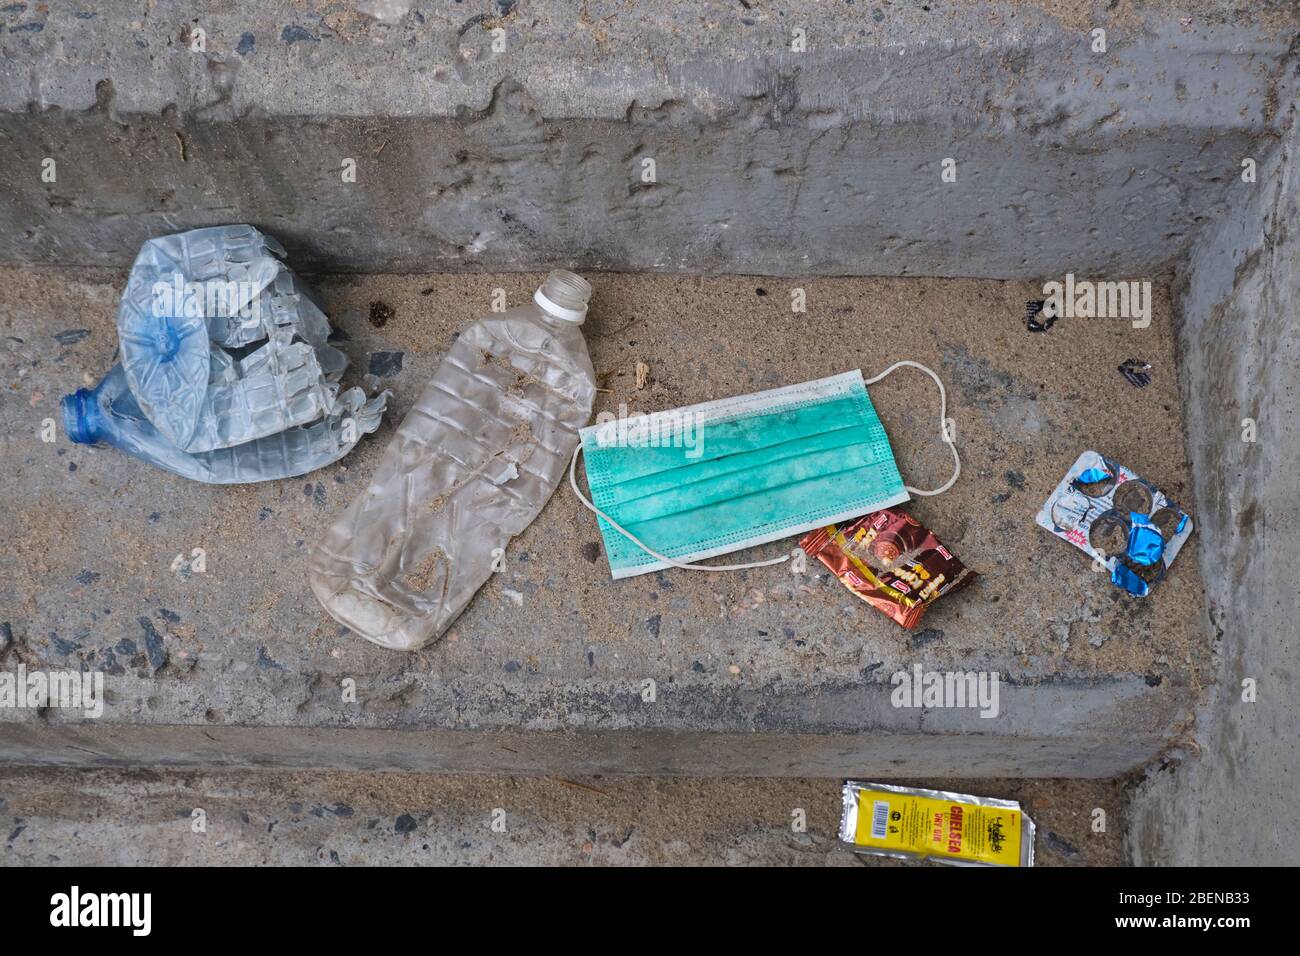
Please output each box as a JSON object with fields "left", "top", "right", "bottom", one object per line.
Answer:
{"left": 570, "top": 366, "right": 960, "bottom": 579}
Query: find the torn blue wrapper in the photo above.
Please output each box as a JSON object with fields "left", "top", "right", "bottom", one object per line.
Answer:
{"left": 1126, "top": 512, "right": 1165, "bottom": 566}
{"left": 1111, "top": 562, "right": 1151, "bottom": 597}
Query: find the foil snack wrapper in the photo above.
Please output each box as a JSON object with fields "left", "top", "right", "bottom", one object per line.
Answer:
{"left": 1035, "top": 450, "right": 1194, "bottom": 596}
{"left": 840, "top": 781, "right": 1036, "bottom": 867}
{"left": 800, "top": 508, "right": 976, "bottom": 629}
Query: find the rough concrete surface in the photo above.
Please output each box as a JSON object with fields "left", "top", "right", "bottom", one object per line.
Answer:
{"left": 0, "top": 768, "right": 1125, "bottom": 866}
{"left": 1, "top": 2, "right": 1296, "bottom": 275}
{"left": 1126, "top": 100, "right": 1299, "bottom": 865}
{"left": 0, "top": 269, "right": 1209, "bottom": 777}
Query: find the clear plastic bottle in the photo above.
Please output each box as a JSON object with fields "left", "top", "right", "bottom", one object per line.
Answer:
{"left": 61, "top": 364, "right": 386, "bottom": 484}
{"left": 309, "top": 271, "right": 597, "bottom": 651}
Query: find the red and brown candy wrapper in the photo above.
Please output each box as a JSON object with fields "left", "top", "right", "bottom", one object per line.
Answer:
{"left": 800, "top": 508, "right": 976, "bottom": 629}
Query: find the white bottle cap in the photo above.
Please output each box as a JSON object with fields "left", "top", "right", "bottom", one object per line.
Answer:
{"left": 534, "top": 288, "right": 587, "bottom": 323}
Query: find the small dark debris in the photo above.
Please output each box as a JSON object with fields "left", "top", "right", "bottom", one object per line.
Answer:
{"left": 1144, "top": 673, "right": 1164, "bottom": 687}
{"left": 419, "top": 287, "right": 435, "bottom": 296}
{"left": 74, "top": 570, "right": 100, "bottom": 585}
{"left": 580, "top": 541, "right": 600, "bottom": 563}
{"left": 255, "top": 646, "right": 285, "bottom": 671}
{"left": 910, "top": 627, "right": 944, "bottom": 648}
{"left": 0, "top": 621, "right": 12, "bottom": 655}
{"left": 100, "top": 648, "right": 121, "bottom": 674}
{"left": 368, "top": 300, "right": 394, "bottom": 328}
{"left": 458, "top": 13, "right": 490, "bottom": 37}
{"left": 495, "top": 0, "right": 517, "bottom": 14}
{"left": 1026, "top": 299, "right": 1056, "bottom": 332}
{"left": 50, "top": 633, "right": 81, "bottom": 655}
{"left": 158, "top": 608, "right": 181, "bottom": 624}
{"left": 872, "top": 8, "right": 886, "bottom": 22}
{"left": 235, "top": 32, "right": 255, "bottom": 55}
{"left": 54, "top": 329, "right": 90, "bottom": 346}
{"left": 755, "top": 287, "right": 767, "bottom": 296}
{"left": 862, "top": 661, "right": 884, "bottom": 677}
{"left": 147, "top": 512, "right": 161, "bottom": 523}
{"left": 68, "top": 462, "right": 77, "bottom": 472}
{"left": 587, "top": 651, "right": 594, "bottom": 668}
{"left": 1118, "top": 358, "right": 1152, "bottom": 388}
{"left": 332, "top": 804, "right": 354, "bottom": 817}
{"left": 368, "top": 351, "right": 404, "bottom": 377}
{"left": 8, "top": 21, "right": 41, "bottom": 33}
{"left": 645, "top": 614, "right": 661, "bottom": 638}
{"left": 281, "top": 25, "right": 317, "bottom": 44}
{"left": 691, "top": 661, "right": 705, "bottom": 673}
{"left": 139, "top": 617, "right": 167, "bottom": 671}
{"left": 1005, "top": 470, "right": 1027, "bottom": 490}
{"left": 258, "top": 507, "right": 272, "bottom": 521}
{"left": 7, "top": 822, "right": 26, "bottom": 845}
{"left": 394, "top": 813, "right": 418, "bottom": 834}
{"left": 1044, "top": 829, "right": 1081, "bottom": 858}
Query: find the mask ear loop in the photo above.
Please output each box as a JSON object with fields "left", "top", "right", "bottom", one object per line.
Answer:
{"left": 862, "top": 360, "right": 961, "bottom": 496}
{"left": 569, "top": 445, "right": 794, "bottom": 572}
{"left": 569, "top": 360, "right": 960, "bottom": 572}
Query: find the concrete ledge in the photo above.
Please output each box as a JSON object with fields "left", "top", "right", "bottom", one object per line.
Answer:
{"left": 0, "top": 768, "right": 1128, "bottom": 865}
{"left": 0, "top": 683, "right": 1186, "bottom": 776}
{"left": 0, "top": 269, "right": 1208, "bottom": 778}
{"left": 0, "top": 1, "right": 1295, "bottom": 274}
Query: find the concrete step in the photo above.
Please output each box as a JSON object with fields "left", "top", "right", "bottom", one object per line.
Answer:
{"left": 0, "top": 270, "right": 1208, "bottom": 777}
{"left": 0, "top": 768, "right": 1125, "bottom": 866}
{"left": 1, "top": 1, "right": 1294, "bottom": 277}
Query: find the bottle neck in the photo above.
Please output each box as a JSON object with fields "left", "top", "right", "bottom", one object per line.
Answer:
{"left": 534, "top": 270, "right": 591, "bottom": 324}
{"left": 61, "top": 388, "right": 101, "bottom": 444}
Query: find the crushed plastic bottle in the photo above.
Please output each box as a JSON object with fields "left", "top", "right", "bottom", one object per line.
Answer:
{"left": 62, "top": 224, "right": 387, "bottom": 482}
{"left": 63, "top": 364, "right": 386, "bottom": 484}
{"left": 309, "top": 271, "right": 598, "bottom": 651}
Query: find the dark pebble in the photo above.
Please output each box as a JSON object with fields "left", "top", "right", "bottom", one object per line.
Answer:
{"left": 368, "top": 351, "right": 404, "bottom": 377}
{"left": 281, "top": 25, "right": 317, "bottom": 44}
